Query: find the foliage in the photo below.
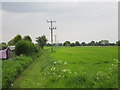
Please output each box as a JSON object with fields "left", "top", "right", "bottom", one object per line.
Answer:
{"left": 99, "top": 40, "right": 109, "bottom": 46}
{"left": 2, "top": 56, "right": 33, "bottom": 88}
{"left": 70, "top": 43, "right": 75, "bottom": 47}
{"left": 81, "top": 42, "right": 86, "bottom": 46}
{"left": 63, "top": 41, "right": 70, "bottom": 46}
{"left": 8, "top": 34, "right": 22, "bottom": 45}
{"left": 23, "top": 35, "right": 32, "bottom": 42}
{"left": 8, "top": 39, "right": 14, "bottom": 46}
{"left": 36, "top": 35, "right": 48, "bottom": 49}
{"left": 13, "top": 34, "right": 22, "bottom": 44}
{"left": 46, "top": 43, "right": 51, "bottom": 46}
{"left": 15, "top": 40, "right": 37, "bottom": 56}
{"left": 88, "top": 41, "right": 96, "bottom": 46}
{"left": 116, "top": 40, "right": 120, "bottom": 46}
{"left": 75, "top": 41, "right": 80, "bottom": 46}
{"left": 2, "top": 50, "right": 42, "bottom": 88}
{"left": 58, "top": 43, "right": 63, "bottom": 46}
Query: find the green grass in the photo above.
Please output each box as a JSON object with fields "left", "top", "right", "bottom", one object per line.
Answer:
{"left": 48, "top": 46, "right": 118, "bottom": 88}
{"left": 10, "top": 46, "right": 118, "bottom": 88}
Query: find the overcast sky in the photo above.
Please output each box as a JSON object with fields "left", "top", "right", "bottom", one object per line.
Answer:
{"left": 1, "top": 2, "right": 118, "bottom": 43}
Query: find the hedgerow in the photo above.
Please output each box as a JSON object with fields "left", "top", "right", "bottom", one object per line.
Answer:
{"left": 15, "top": 40, "right": 38, "bottom": 56}
{"left": 2, "top": 55, "right": 34, "bottom": 88}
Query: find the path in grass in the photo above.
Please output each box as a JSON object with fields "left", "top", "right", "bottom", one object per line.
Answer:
{"left": 11, "top": 51, "right": 51, "bottom": 88}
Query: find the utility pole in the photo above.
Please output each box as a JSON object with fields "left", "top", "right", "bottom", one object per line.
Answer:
{"left": 47, "top": 20, "right": 56, "bottom": 52}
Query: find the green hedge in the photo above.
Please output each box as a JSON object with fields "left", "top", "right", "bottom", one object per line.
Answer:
{"left": 15, "top": 40, "right": 38, "bottom": 56}
{"left": 2, "top": 55, "right": 34, "bottom": 88}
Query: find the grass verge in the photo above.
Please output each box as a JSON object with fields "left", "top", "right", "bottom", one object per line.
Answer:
{"left": 2, "top": 51, "right": 42, "bottom": 88}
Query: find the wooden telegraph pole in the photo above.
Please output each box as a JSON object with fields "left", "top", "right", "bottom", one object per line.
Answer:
{"left": 47, "top": 20, "right": 56, "bottom": 52}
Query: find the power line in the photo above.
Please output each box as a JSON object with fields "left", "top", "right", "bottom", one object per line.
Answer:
{"left": 47, "top": 20, "right": 56, "bottom": 52}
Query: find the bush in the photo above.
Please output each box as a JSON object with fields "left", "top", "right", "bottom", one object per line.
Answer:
{"left": 15, "top": 40, "right": 37, "bottom": 56}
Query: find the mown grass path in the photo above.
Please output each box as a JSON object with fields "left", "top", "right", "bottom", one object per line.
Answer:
{"left": 11, "top": 51, "right": 49, "bottom": 88}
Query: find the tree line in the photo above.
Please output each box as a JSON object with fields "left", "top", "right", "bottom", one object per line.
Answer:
{"left": 0, "top": 34, "right": 47, "bottom": 56}
{"left": 1, "top": 35, "right": 120, "bottom": 52}
{"left": 46, "top": 40, "right": 120, "bottom": 46}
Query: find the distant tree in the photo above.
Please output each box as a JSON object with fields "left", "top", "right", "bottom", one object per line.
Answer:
{"left": 116, "top": 40, "right": 120, "bottom": 46}
{"left": 75, "top": 41, "right": 80, "bottom": 46}
{"left": 89, "top": 41, "right": 96, "bottom": 46}
{"left": 95, "top": 42, "right": 99, "bottom": 46}
{"left": 8, "top": 39, "right": 14, "bottom": 45}
{"left": 58, "top": 43, "right": 63, "bottom": 46}
{"left": 81, "top": 42, "right": 86, "bottom": 46}
{"left": 36, "top": 35, "right": 48, "bottom": 49}
{"left": 99, "top": 40, "right": 109, "bottom": 46}
{"left": 46, "top": 43, "right": 51, "bottom": 46}
{"left": 8, "top": 34, "right": 22, "bottom": 45}
{"left": 70, "top": 43, "right": 75, "bottom": 47}
{"left": 63, "top": 41, "right": 70, "bottom": 46}
{"left": 109, "top": 43, "right": 115, "bottom": 46}
{"left": 23, "top": 35, "right": 32, "bottom": 42}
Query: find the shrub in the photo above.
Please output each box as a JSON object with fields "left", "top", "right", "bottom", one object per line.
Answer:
{"left": 15, "top": 40, "right": 37, "bottom": 56}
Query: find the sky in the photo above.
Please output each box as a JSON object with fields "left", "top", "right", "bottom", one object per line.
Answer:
{"left": 1, "top": 1, "right": 118, "bottom": 43}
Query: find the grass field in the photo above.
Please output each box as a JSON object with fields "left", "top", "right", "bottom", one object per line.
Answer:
{"left": 11, "top": 46, "right": 118, "bottom": 88}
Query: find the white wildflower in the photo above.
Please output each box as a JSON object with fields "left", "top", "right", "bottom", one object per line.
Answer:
{"left": 58, "top": 61, "right": 62, "bottom": 64}
{"left": 74, "top": 72, "right": 77, "bottom": 75}
{"left": 62, "top": 69, "right": 68, "bottom": 73}
{"left": 51, "top": 67, "right": 55, "bottom": 70}
{"left": 93, "top": 82, "right": 96, "bottom": 84}
{"left": 54, "top": 62, "right": 57, "bottom": 64}
{"left": 64, "top": 62, "right": 68, "bottom": 65}
{"left": 96, "top": 77, "right": 99, "bottom": 80}
{"left": 58, "top": 75, "right": 61, "bottom": 77}
{"left": 112, "top": 64, "right": 114, "bottom": 66}
{"left": 11, "top": 84, "right": 13, "bottom": 87}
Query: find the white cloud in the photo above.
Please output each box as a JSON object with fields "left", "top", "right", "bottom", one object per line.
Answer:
{"left": 2, "top": 2, "right": 118, "bottom": 43}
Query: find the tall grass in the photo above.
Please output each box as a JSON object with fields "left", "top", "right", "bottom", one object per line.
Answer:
{"left": 42, "top": 46, "right": 118, "bottom": 88}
